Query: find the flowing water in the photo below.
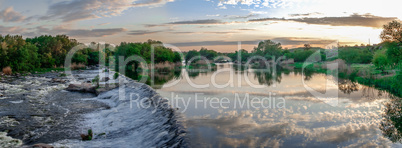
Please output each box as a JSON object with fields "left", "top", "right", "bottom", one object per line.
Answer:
{"left": 146, "top": 63, "right": 402, "bottom": 147}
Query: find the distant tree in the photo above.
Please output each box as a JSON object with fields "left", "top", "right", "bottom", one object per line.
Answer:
{"left": 303, "top": 44, "right": 311, "bottom": 50}
{"left": 227, "top": 49, "right": 249, "bottom": 62}
{"left": 199, "top": 47, "right": 218, "bottom": 60}
{"left": 380, "top": 20, "right": 402, "bottom": 43}
{"left": 253, "top": 40, "right": 282, "bottom": 60}
{"left": 185, "top": 50, "right": 200, "bottom": 64}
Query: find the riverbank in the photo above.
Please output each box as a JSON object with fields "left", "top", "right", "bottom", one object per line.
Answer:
{"left": 291, "top": 60, "right": 402, "bottom": 97}
{"left": 0, "top": 68, "right": 186, "bottom": 147}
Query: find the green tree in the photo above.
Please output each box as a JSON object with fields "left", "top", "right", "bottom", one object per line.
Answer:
{"left": 185, "top": 50, "right": 200, "bottom": 64}
{"left": 253, "top": 40, "right": 282, "bottom": 60}
{"left": 373, "top": 50, "right": 389, "bottom": 72}
{"left": 381, "top": 20, "right": 402, "bottom": 43}
{"left": 383, "top": 42, "right": 402, "bottom": 67}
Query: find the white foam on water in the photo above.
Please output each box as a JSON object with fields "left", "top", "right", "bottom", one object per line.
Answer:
{"left": 0, "top": 132, "right": 22, "bottom": 147}
{"left": 53, "top": 73, "right": 186, "bottom": 148}
{"left": 9, "top": 100, "right": 23, "bottom": 104}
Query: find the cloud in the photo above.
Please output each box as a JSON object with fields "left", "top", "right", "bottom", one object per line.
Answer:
{"left": 0, "top": 7, "right": 25, "bottom": 22}
{"left": 270, "top": 37, "right": 337, "bottom": 45}
{"left": 132, "top": 0, "right": 175, "bottom": 7}
{"left": 171, "top": 40, "right": 260, "bottom": 46}
{"left": 41, "top": 0, "right": 175, "bottom": 22}
{"left": 98, "top": 23, "right": 111, "bottom": 26}
{"left": 237, "top": 28, "right": 256, "bottom": 31}
{"left": 128, "top": 30, "right": 162, "bottom": 35}
{"left": 216, "top": 0, "right": 295, "bottom": 8}
{"left": 225, "top": 14, "right": 259, "bottom": 19}
{"left": 170, "top": 37, "right": 339, "bottom": 47}
{"left": 206, "top": 14, "right": 220, "bottom": 17}
{"left": 145, "top": 19, "right": 225, "bottom": 27}
{"left": 26, "top": 26, "right": 126, "bottom": 37}
{"left": 249, "top": 14, "right": 398, "bottom": 28}
{"left": 67, "top": 28, "right": 127, "bottom": 37}
{"left": 288, "top": 12, "right": 323, "bottom": 17}
{"left": 0, "top": 25, "right": 26, "bottom": 34}
{"left": 168, "top": 19, "right": 223, "bottom": 25}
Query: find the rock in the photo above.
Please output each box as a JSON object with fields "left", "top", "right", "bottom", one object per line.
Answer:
{"left": 100, "top": 77, "right": 110, "bottom": 82}
{"left": 51, "top": 78, "right": 66, "bottom": 83}
{"left": 0, "top": 93, "right": 3, "bottom": 97}
{"left": 33, "top": 143, "right": 54, "bottom": 148}
{"left": 95, "top": 84, "right": 119, "bottom": 95}
{"left": 66, "top": 83, "right": 96, "bottom": 93}
{"left": 51, "top": 70, "right": 55, "bottom": 73}
{"left": 27, "top": 72, "right": 31, "bottom": 75}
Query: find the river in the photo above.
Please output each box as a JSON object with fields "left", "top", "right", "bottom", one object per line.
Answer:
{"left": 140, "top": 63, "right": 402, "bottom": 147}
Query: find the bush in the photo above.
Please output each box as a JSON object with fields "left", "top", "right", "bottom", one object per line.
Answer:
{"left": 113, "top": 72, "right": 119, "bottom": 79}
{"left": 339, "top": 47, "right": 373, "bottom": 64}
{"left": 92, "top": 75, "right": 100, "bottom": 87}
{"left": 2, "top": 66, "right": 12, "bottom": 75}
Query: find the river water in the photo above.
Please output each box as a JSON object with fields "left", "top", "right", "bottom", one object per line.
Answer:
{"left": 149, "top": 63, "right": 402, "bottom": 147}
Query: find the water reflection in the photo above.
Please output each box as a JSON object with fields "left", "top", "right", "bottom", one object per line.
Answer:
{"left": 135, "top": 63, "right": 402, "bottom": 147}
{"left": 125, "top": 69, "right": 181, "bottom": 89}
{"left": 253, "top": 69, "right": 282, "bottom": 86}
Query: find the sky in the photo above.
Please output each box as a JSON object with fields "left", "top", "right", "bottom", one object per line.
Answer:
{"left": 0, "top": 0, "right": 401, "bottom": 52}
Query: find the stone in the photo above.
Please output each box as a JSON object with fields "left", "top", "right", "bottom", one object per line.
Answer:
{"left": 100, "top": 77, "right": 110, "bottom": 82}
{"left": 51, "top": 78, "right": 66, "bottom": 83}
{"left": 33, "top": 143, "right": 54, "bottom": 148}
{"left": 95, "top": 84, "right": 119, "bottom": 95}
{"left": 66, "top": 83, "right": 96, "bottom": 93}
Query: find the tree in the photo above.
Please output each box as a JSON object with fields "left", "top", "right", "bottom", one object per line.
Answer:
{"left": 185, "top": 50, "right": 200, "bottom": 64}
{"left": 253, "top": 40, "right": 282, "bottom": 60}
{"left": 373, "top": 50, "right": 389, "bottom": 72}
{"left": 304, "top": 44, "right": 311, "bottom": 51}
{"left": 383, "top": 41, "right": 402, "bottom": 67}
{"left": 380, "top": 20, "right": 402, "bottom": 43}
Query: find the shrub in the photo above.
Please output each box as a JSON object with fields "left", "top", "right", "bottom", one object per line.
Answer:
{"left": 2, "top": 66, "right": 12, "bottom": 75}
{"left": 92, "top": 75, "right": 100, "bottom": 87}
{"left": 113, "top": 72, "right": 119, "bottom": 79}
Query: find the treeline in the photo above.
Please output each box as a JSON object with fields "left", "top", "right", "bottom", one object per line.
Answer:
{"left": 114, "top": 39, "right": 182, "bottom": 72}
{"left": 0, "top": 35, "right": 182, "bottom": 74}
{"left": 185, "top": 47, "right": 219, "bottom": 63}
